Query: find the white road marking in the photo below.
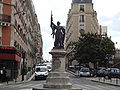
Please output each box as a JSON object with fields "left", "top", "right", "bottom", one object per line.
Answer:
{"left": 9, "top": 84, "right": 26, "bottom": 88}
{"left": 73, "top": 84, "right": 90, "bottom": 89}
{"left": 29, "top": 83, "right": 42, "bottom": 88}
{"left": 0, "top": 84, "right": 2, "bottom": 86}
{"left": 18, "top": 84, "right": 33, "bottom": 88}
{"left": 84, "top": 84, "right": 103, "bottom": 90}
{"left": 19, "top": 89, "right": 32, "bottom": 90}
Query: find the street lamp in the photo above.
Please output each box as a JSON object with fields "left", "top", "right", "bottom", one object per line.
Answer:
{"left": 22, "top": 51, "right": 26, "bottom": 81}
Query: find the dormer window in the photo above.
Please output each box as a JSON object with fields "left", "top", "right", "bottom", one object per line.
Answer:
{"left": 80, "top": 5, "right": 84, "bottom": 12}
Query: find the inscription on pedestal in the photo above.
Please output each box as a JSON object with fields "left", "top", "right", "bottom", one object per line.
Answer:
{"left": 53, "top": 58, "right": 61, "bottom": 71}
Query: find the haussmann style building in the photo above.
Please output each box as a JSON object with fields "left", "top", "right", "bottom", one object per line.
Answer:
{"left": 65, "top": 0, "right": 107, "bottom": 68}
{"left": 0, "top": 0, "right": 43, "bottom": 81}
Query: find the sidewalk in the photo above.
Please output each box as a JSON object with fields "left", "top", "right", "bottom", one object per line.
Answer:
{"left": 0, "top": 73, "right": 35, "bottom": 85}
{"left": 90, "top": 77, "right": 120, "bottom": 87}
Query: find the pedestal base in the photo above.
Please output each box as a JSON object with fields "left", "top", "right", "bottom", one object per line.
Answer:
{"left": 33, "top": 49, "right": 82, "bottom": 90}
{"left": 43, "top": 72, "right": 72, "bottom": 89}
{"left": 33, "top": 88, "right": 82, "bottom": 90}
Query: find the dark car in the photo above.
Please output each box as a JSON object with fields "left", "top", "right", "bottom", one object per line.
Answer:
{"left": 90, "top": 68, "right": 97, "bottom": 77}
{"left": 96, "top": 68, "right": 106, "bottom": 77}
{"left": 104, "top": 68, "right": 120, "bottom": 79}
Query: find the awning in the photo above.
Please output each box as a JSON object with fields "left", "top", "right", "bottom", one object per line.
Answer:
{"left": 0, "top": 46, "right": 21, "bottom": 62}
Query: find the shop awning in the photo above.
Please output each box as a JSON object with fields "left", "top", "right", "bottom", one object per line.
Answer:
{"left": 0, "top": 46, "right": 21, "bottom": 62}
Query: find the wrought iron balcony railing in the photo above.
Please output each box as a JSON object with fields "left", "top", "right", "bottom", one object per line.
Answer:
{"left": 0, "top": 14, "right": 11, "bottom": 23}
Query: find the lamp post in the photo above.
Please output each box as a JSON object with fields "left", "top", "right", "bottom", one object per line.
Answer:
{"left": 22, "top": 52, "right": 25, "bottom": 81}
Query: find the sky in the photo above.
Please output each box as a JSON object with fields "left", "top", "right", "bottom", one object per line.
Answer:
{"left": 32, "top": 0, "right": 120, "bottom": 61}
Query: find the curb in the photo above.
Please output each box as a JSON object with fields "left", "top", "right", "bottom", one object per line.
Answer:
{"left": 91, "top": 79, "right": 120, "bottom": 87}
{"left": 0, "top": 73, "right": 35, "bottom": 85}
{"left": 66, "top": 70, "right": 78, "bottom": 76}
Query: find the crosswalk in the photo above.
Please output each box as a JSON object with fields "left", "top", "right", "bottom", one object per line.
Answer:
{"left": 0, "top": 83, "right": 120, "bottom": 90}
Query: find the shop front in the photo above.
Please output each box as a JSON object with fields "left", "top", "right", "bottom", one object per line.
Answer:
{"left": 0, "top": 46, "right": 21, "bottom": 80}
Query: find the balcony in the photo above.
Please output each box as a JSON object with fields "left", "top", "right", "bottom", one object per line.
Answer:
{"left": 0, "top": 14, "right": 11, "bottom": 23}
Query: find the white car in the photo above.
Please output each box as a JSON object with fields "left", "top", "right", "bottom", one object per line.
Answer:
{"left": 47, "top": 64, "right": 52, "bottom": 72}
{"left": 35, "top": 65, "right": 48, "bottom": 80}
{"left": 79, "top": 67, "right": 91, "bottom": 77}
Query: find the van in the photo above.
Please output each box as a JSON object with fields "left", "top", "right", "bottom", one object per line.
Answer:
{"left": 35, "top": 65, "right": 48, "bottom": 80}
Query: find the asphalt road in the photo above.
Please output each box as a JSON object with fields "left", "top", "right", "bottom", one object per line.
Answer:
{"left": 70, "top": 75, "right": 120, "bottom": 90}
{"left": 0, "top": 74, "right": 120, "bottom": 90}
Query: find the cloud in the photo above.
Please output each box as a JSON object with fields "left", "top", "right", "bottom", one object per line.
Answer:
{"left": 108, "top": 30, "right": 120, "bottom": 49}
{"left": 32, "top": 0, "right": 120, "bottom": 60}
{"left": 93, "top": 0, "right": 120, "bottom": 18}
{"left": 41, "top": 31, "right": 54, "bottom": 60}
{"left": 32, "top": 0, "right": 72, "bottom": 60}
{"left": 118, "top": 17, "right": 120, "bottom": 21}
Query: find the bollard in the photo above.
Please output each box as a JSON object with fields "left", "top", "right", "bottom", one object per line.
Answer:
{"left": 103, "top": 77, "right": 105, "bottom": 82}
{"left": 98, "top": 77, "right": 101, "bottom": 81}
{"left": 110, "top": 78, "right": 112, "bottom": 82}
{"left": 116, "top": 78, "right": 118, "bottom": 84}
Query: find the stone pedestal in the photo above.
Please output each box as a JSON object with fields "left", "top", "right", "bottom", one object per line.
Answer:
{"left": 33, "top": 49, "right": 82, "bottom": 90}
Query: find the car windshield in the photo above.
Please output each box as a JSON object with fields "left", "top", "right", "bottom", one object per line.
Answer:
{"left": 36, "top": 68, "right": 47, "bottom": 72}
{"left": 81, "top": 68, "right": 89, "bottom": 72}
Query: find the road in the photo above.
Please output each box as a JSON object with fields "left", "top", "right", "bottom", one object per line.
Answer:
{"left": 0, "top": 74, "right": 120, "bottom": 90}
{"left": 70, "top": 75, "right": 120, "bottom": 90}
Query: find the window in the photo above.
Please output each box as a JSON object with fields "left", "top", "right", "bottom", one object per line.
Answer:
{"left": 80, "top": 15, "right": 85, "bottom": 22}
{"left": 18, "top": 24, "right": 20, "bottom": 30}
{"left": 80, "top": 24, "right": 85, "bottom": 30}
{"left": 80, "top": 5, "right": 84, "bottom": 12}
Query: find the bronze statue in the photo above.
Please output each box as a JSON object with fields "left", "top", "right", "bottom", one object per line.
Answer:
{"left": 50, "top": 12, "right": 65, "bottom": 49}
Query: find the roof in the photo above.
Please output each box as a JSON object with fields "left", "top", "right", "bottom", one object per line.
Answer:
{"left": 72, "top": 0, "right": 92, "bottom": 3}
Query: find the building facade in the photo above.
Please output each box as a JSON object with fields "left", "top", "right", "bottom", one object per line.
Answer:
{"left": 0, "top": 0, "right": 43, "bottom": 80}
{"left": 65, "top": 0, "right": 107, "bottom": 67}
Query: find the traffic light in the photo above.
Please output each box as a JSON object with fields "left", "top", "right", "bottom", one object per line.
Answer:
{"left": 22, "top": 51, "right": 26, "bottom": 58}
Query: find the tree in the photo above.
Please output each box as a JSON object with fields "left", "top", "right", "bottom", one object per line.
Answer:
{"left": 68, "top": 33, "right": 116, "bottom": 67}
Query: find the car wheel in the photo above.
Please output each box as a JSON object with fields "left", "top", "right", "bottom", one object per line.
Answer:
{"left": 105, "top": 76, "right": 111, "bottom": 79}
{"left": 105, "top": 76, "right": 109, "bottom": 79}
{"left": 90, "top": 74, "right": 93, "bottom": 77}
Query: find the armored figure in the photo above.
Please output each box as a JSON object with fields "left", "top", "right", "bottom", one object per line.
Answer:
{"left": 50, "top": 13, "right": 65, "bottom": 49}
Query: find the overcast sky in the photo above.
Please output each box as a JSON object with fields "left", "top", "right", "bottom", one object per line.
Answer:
{"left": 32, "top": 0, "right": 120, "bottom": 61}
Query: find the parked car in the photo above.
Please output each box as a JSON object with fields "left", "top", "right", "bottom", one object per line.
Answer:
{"left": 96, "top": 68, "right": 106, "bottom": 77}
{"left": 46, "top": 64, "right": 52, "bottom": 72}
{"left": 35, "top": 65, "right": 48, "bottom": 80}
{"left": 104, "top": 68, "right": 120, "bottom": 79}
{"left": 79, "top": 67, "right": 91, "bottom": 77}
{"left": 90, "top": 68, "right": 97, "bottom": 77}
{"left": 68, "top": 66, "right": 76, "bottom": 73}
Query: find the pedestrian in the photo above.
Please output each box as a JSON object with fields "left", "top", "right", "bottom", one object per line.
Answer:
{"left": 2, "top": 67, "right": 7, "bottom": 82}
{"left": 0, "top": 69, "right": 3, "bottom": 82}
